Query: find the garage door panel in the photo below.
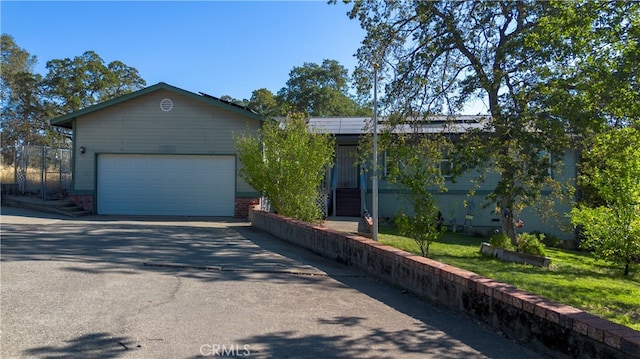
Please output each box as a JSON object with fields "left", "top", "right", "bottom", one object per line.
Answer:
{"left": 98, "top": 154, "right": 235, "bottom": 216}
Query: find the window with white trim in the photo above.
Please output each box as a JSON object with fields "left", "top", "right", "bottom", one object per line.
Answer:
{"left": 441, "top": 158, "right": 453, "bottom": 179}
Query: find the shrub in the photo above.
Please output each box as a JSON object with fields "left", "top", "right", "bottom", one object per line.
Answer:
{"left": 570, "top": 126, "right": 640, "bottom": 276}
{"left": 531, "top": 230, "right": 560, "bottom": 248}
{"left": 234, "top": 114, "right": 335, "bottom": 223}
{"left": 539, "top": 232, "right": 562, "bottom": 248}
{"left": 395, "top": 197, "right": 444, "bottom": 258}
{"left": 517, "top": 232, "right": 547, "bottom": 256}
{"left": 489, "top": 232, "right": 514, "bottom": 250}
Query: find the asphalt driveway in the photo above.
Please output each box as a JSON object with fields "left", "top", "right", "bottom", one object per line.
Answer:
{"left": 1, "top": 206, "right": 545, "bottom": 358}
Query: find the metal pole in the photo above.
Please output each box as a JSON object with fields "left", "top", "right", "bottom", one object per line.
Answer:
{"left": 41, "top": 146, "right": 46, "bottom": 199}
{"left": 13, "top": 146, "right": 18, "bottom": 194}
{"left": 372, "top": 63, "right": 379, "bottom": 241}
{"left": 58, "top": 149, "right": 62, "bottom": 193}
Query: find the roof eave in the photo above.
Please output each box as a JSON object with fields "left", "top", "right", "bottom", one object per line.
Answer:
{"left": 49, "top": 117, "right": 74, "bottom": 129}
{"left": 49, "top": 82, "right": 263, "bottom": 127}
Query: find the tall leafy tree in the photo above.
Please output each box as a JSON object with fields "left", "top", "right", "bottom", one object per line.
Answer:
{"left": 44, "top": 50, "right": 146, "bottom": 115}
{"left": 218, "top": 89, "right": 283, "bottom": 120}
{"left": 1, "top": 34, "right": 61, "bottom": 161}
{"left": 247, "top": 88, "right": 281, "bottom": 120}
{"left": 570, "top": 127, "right": 640, "bottom": 276}
{"left": 218, "top": 95, "right": 245, "bottom": 105}
{"left": 278, "top": 59, "right": 371, "bottom": 117}
{"left": 103, "top": 60, "right": 148, "bottom": 101}
{"left": 0, "top": 71, "right": 52, "bottom": 145}
{"left": 234, "top": 113, "right": 335, "bottom": 223}
{"left": 1, "top": 35, "right": 148, "bottom": 162}
{"left": 522, "top": 2, "right": 639, "bottom": 136}
{"left": 1, "top": 34, "right": 36, "bottom": 105}
{"left": 345, "top": 0, "right": 637, "bottom": 242}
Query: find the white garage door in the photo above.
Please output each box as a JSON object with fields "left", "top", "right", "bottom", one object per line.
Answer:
{"left": 97, "top": 154, "right": 235, "bottom": 216}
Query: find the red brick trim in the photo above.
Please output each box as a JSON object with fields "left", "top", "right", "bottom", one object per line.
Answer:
{"left": 235, "top": 197, "right": 260, "bottom": 218}
{"left": 70, "top": 194, "right": 94, "bottom": 214}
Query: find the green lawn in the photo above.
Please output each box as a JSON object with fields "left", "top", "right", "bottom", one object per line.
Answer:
{"left": 378, "top": 228, "right": 640, "bottom": 331}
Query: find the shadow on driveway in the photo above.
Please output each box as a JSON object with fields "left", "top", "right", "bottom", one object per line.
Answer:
{"left": 1, "top": 206, "right": 544, "bottom": 359}
{"left": 2, "top": 206, "right": 357, "bottom": 288}
{"left": 22, "top": 332, "right": 135, "bottom": 359}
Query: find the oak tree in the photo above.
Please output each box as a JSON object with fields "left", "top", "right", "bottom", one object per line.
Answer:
{"left": 1, "top": 34, "right": 62, "bottom": 161}
{"left": 44, "top": 50, "right": 146, "bottom": 115}
{"left": 278, "top": 59, "right": 371, "bottom": 117}
{"left": 1, "top": 35, "right": 147, "bottom": 157}
{"left": 345, "top": 0, "right": 638, "bottom": 242}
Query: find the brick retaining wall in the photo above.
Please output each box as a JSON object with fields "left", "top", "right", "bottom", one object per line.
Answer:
{"left": 250, "top": 209, "right": 640, "bottom": 359}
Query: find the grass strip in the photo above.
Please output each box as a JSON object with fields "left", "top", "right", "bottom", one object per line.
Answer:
{"left": 379, "top": 228, "right": 640, "bottom": 331}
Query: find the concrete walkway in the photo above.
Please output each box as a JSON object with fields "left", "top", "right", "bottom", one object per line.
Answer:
{"left": 322, "top": 216, "right": 366, "bottom": 235}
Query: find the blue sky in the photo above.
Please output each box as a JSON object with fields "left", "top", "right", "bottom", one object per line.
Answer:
{"left": 1, "top": 1, "right": 365, "bottom": 101}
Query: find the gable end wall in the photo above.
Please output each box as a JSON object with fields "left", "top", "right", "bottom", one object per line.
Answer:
{"left": 72, "top": 89, "right": 260, "bottom": 214}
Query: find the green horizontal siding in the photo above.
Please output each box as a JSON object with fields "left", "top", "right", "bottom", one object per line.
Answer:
{"left": 73, "top": 90, "right": 260, "bottom": 193}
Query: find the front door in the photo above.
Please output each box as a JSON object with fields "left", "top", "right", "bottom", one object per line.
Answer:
{"left": 336, "top": 146, "right": 358, "bottom": 189}
{"left": 335, "top": 146, "right": 361, "bottom": 216}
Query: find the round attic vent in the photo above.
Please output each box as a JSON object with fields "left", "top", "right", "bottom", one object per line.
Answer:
{"left": 160, "top": 98, "right": 174, "bottom": 112}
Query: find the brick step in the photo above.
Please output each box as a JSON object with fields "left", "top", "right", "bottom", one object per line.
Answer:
{"left": 50, "top": 201, "right": 90, "bottom": 217}
{"left": 2, "top": 197, "right": 90, "bottom": 217}
{"left": 336, "top": 208, "right": 361, "bottom": 217}
{"left": 335, "top": 189, "right": 361, "bottom": 216}
{"left": 335, "top": 190, "right": 360, "bottom": 197}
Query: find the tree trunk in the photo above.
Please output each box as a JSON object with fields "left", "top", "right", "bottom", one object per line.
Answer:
{"left": 499, "top": 197, "right": 517, "bottom": 245}
{"left": 624, "top": 260, "right": 630, "bottom": 277}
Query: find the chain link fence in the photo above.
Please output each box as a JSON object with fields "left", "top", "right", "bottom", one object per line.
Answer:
{"left": 1, "top": 145, "right": 71, "bottom": 199}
